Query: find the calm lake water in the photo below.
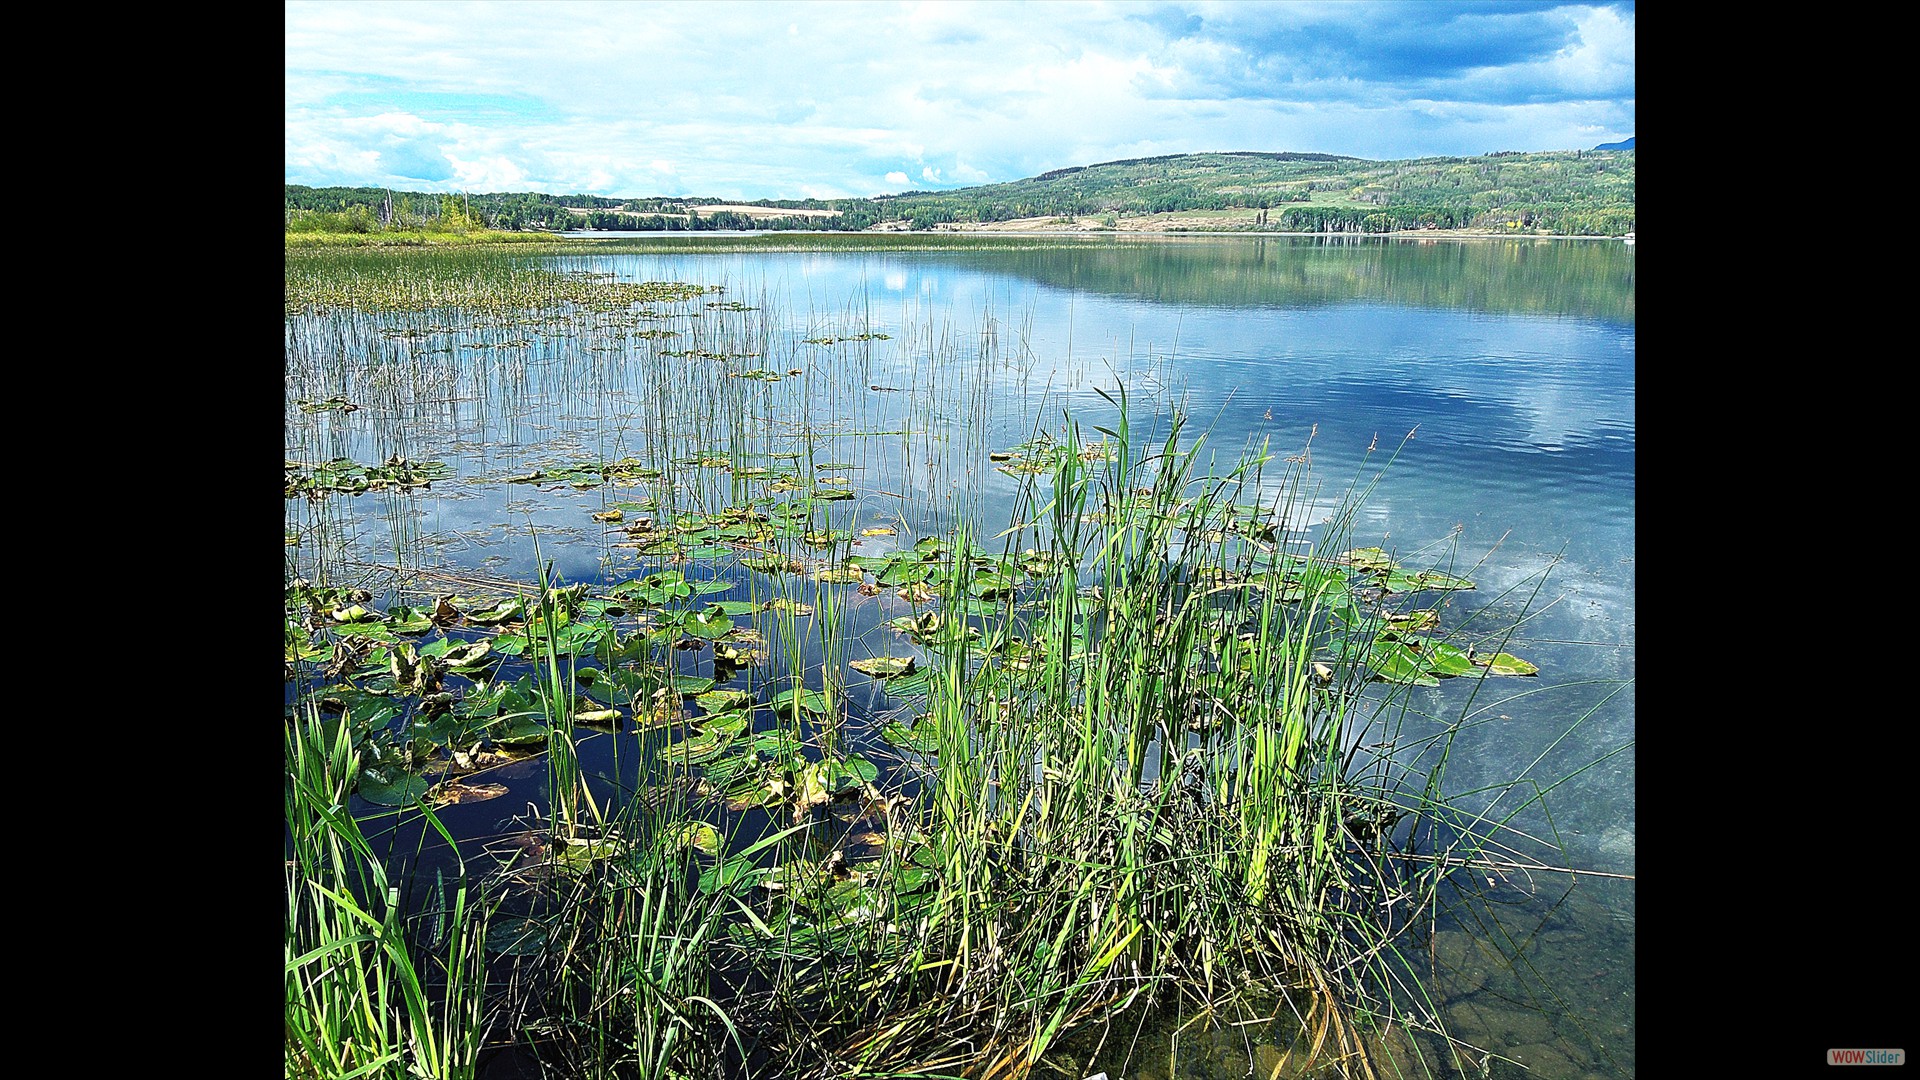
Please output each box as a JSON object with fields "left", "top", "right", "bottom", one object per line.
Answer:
{"left": 286, "top": 235, "right": 1633, "bottom": 1078}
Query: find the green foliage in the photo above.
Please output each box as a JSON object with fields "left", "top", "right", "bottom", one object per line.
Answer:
{"left": 286, "top": 147, "right": 1635, "bottom": 239}
{"left": 285, "top": 707, "right": 491, "bottom": 1079}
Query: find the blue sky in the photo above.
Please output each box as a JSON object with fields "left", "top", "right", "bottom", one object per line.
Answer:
{"left": 286, "top": 1, "right": 1634, "bottom": 200}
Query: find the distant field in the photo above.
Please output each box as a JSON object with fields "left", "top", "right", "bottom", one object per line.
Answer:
{"left": 566, "top": 204, "right": 840, "bottom": 220}
{"left": 692, "top": 204, "right": 838, "bottom": 218}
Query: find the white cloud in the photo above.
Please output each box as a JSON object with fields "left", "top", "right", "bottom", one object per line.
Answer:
{"left": 1551, "top": 6, "right": 1636, "bottom": 96}
{"left": 446, "top": 154, "right": 528, "bottom": 191}
{"left": 287, "top": 1, "right": 1635, "bottom": 197}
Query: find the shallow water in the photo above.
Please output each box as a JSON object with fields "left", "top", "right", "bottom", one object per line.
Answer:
{"left": 286, "top": 235, "right": 1633, "bottom": 1077}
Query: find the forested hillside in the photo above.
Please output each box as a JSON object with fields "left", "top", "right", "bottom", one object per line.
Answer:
{"left": 285, "top": 146, "right": 1634, "bottom": 237}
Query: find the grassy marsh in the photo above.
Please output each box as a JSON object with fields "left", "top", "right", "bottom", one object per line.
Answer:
{"left": 286, "top": 243, "right": 1607, "bottom": 1080}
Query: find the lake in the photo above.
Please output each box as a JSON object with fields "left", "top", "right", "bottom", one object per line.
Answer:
{"left": 285, "top": 234, "right": 1633, "bottom": 1078}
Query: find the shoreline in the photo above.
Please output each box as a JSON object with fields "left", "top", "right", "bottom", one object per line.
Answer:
{"left": 904, "top": 225, "right": 1618, "bottom": 240}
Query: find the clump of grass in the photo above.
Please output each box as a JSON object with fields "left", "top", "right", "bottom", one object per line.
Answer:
{"left": 688, "top": 394, "right": 1472, "bottom": 1078}
{"left": 484, "top": 769, "right": 747, "bottom": 1080}
{"left": 284, "top": 705, "right": 491, "bottom": 1079}
{"left": 282, "top": 245, "right": 1561, "bottom": 1078}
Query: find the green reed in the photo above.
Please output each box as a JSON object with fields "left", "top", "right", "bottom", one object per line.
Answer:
{"left": 283, "top": 247, "right": 1562, "bottom": 1079}
{"left": 285, "top": 705, "right": 491, "bottom": 1079}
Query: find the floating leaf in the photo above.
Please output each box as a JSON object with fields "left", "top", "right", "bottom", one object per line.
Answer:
{"left": 666, "top": 728, "right": 734, "bottom": 764}
{"left": 885, "top": 863, "right": 933, "bottom": 896}
{"left": 850, "top": 656, "right": 916, "bottom": 678}
{"left": 357, "top": 766, "right": 432, "bottom": 806}
{"left": 684, "top": 607, "right": 735, "bottom": 639}
{"left": 488, "top": 712, "right": 550, "bottom": 746}
{"left": 1384, "top": 567, "right": 1475, "bottom": 593}
{"left": 1384, "top": 608, "right": 1441, "bottom": 633}
{"left": 1366, "top": 641, "right": 1440, "bottom": 687}
{"left": 1404, "top": 638, "right": 1478, "bottom": 678}
{"left": 827, "top": 755, "right": 879, "bottom": 789}
{"left": 770, "top": 686, "right": 830, "bottom": 717}
{"left": 438, "top": 640, "right": 493, "bottom": 670}
{"left": 669, "top": 673, "right": 716, "bottom": 696}
{"left": 970, "top": 572, "right": 1017, "bottom": 599}
{"left": 664, "top": 821, "right": 722, "bottom": 858}
{"left": 695, "top": 689, "right": 754, "bottom": 715}
{"left": 1476, "top": 652, "right": 1539, "bottom": 676}
{"left": 880, "top": 667, "right": 934, "bottom": 696}
{"left": 741, "top": 555, "right": 802, "bottom": 575}
{"left": 1342, "top": 547, "right": 1396, "bottom": 572}
{"left": 555, "top": 836, "right": 625, "bottom": 870}
{"left": 1408, "top": 569, "right": 1475, "bottom": 591}
{"left": 429, "top": 781, "right": 509, "bottom": 807}
{"left": 881, "top": 717, "right": 941, "bottom": 755}
{"left": 465, "top": 598, "right": 525, "bottom": 625}
{"left": 383, "top": 606, "right": 435, "bottom": 635}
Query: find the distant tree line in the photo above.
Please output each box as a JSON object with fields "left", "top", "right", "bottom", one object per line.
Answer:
{"left": 284, "top": 148, "right": 1633, "bottom": 238}
{"left": 285, "top": 185, "right": 866, "bottom": 233}
{"left": 285, "top": 187, "right": 580, "bottom": 232}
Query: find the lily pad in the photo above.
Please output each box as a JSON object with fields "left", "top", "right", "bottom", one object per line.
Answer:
{"left": 357, "top": 766, "right": 432, "bottom": 806}
{"left": 683, "top": 607, "right": 735, "bottom": 639}
{"left": 879, "top": 667, "right": 933, "bottom": 696}
{"left": 574, "top": 707, "right": 624, "bottom": 728}
{"left": 850, "top": 656, "right": 917, "bottom": 678}
{"left": 1366, "top": 641, "right": 1441, "bottom": 687}
{"left": 1384, "top": 568, "right": 1476, "bottom": 593}
{"left": 695, "top": 689, "right": 754, "bottom": 715}
{"left": 1475, "top": 652, "right": 1539, "bottom": 676}
{"left": 664, "top": 821, "right": 722, "bottom": 858}
{"left": 770, "top": 687, "right": 830, "bottom": 718}
{"left": 881, "top": 717, "right": 941, "bottom": 755}
{"left": 487, "top": 712, "right": 551, "bottom": 746}
{"left": 1406, "top": 638, "right": 1479, "bottom": 678}
{"left": 666, "top": 728, "right": 735, "bottom": 765}
{"left": 554, "top": 836, "right": 625, "bottom": 870}
{"left": 428, "top": 780, "right": 509, "bottom": 807}
{"left": 1342, "top": 547, "right": 1397, "bottom": 573}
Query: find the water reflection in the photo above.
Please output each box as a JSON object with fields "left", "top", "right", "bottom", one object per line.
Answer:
{"left": 286, "top": 236, "right": 1633, "bottom": 1078}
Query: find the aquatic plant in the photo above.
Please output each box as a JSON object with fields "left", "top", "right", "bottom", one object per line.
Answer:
{"left": 283, "top": 244, "right": 1585, "bottom": 1080}
{"left": 284, "top": 705, "right": 491, "bottom": 1079}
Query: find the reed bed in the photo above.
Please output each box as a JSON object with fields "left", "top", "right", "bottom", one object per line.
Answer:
{"left": 285, "top": 246, "right": 1553, "bottom": 1079}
